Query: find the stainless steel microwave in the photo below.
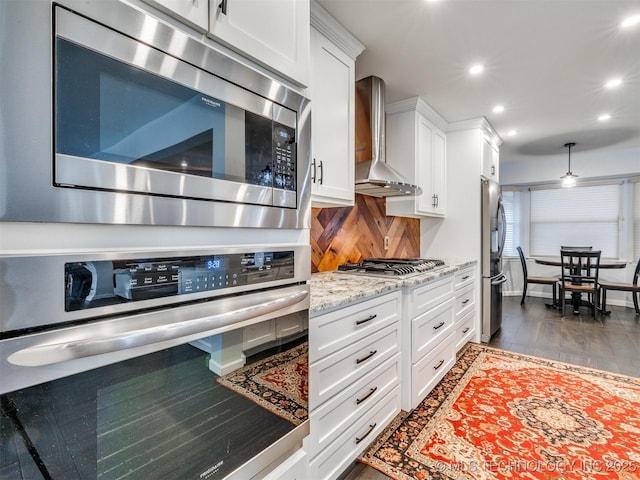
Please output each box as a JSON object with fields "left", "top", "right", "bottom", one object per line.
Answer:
{"left": 0, "top": 0, "right": 310, "bottom": 229}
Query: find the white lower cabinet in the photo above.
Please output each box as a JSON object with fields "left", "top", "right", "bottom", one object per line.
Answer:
{"left": 454, "top": 265, "right": 477, "bottom": 350}
{"left": 402, "top": 274, "right": 456, "bottom": 411}
{"left": 306, "top": 290, "right": 402, "bottom": 480}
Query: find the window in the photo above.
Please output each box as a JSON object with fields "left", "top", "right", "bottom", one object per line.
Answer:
{"left": 529, "top": 183, "right": 621, "bottom": 258}
{"left": 502, "top": 189, "right": 521, "bottom": 257}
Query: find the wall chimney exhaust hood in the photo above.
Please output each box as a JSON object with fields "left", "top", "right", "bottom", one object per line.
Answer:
{"left": 354, "top": 76, "right": 421, "bottom": 197}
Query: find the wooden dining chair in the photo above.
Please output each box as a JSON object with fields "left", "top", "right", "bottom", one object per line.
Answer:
{"left": 558, "top": 249, "right": 601, "bottom": 319}
{"left": 599, "top": 258, "right": 640, "bottom": 315}
{"left": 516, "top": 246, "right": 558, "bottom": 306}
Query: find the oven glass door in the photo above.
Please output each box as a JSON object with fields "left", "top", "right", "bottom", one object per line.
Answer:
{"left": 54, "top": 7, "right": 297, "bottom": 208}
{"left": 0, "top": 313, "right": 308, "bottom": 480}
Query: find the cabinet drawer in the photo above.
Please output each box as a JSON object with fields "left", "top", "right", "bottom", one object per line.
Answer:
{"left": 307, "top": 354, "right": 400, "bottom": 457}
{"left": 412, "top": 297, "right": 455, "bottom": 364}
{"left": 411, "top": 333, "right": 455, "bottom": 408}
{"left": 455, "top": 283, "right": 475, "bottom": 319}
{"left": 454, "top": 265, "right": 475, "bottom": 290}
{"left": 308, "top": 386, "right": 401, "bottom": 480}
{"left": 309, "top": 291, "right": 401, "bottom": 363}
{"left": 407, "top": 275, "right": 454, "bottom": 318}
{"left": 310, "top": 324, "right": 399, "bottom": 408}
{"left": 455, "top": 309, "right": 475, "bottom": 351}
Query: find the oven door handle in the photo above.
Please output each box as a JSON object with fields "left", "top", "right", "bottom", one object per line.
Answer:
{"left": 8, "top": 289, "right": 309, "bottom": 367}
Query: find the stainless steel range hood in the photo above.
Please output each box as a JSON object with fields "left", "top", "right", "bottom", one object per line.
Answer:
{"left": 354, "top": 76, "right": 421, "bottom": 197}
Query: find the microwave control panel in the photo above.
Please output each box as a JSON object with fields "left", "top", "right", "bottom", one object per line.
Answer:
{"left": 65, "top": 250, "right": 295, "bottom": 312}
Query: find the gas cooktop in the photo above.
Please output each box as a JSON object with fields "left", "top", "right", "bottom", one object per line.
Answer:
{"left": 337, "top": 258, "right": 445, "bottom": 278}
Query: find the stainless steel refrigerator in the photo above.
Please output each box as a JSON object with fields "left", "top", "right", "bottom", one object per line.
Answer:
{"left": 481, "top": 179, "right": 507, "bottom": 342}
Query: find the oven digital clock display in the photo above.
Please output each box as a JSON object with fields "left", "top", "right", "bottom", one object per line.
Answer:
{"left": 206, "top": 258, "right": 223, "bottom": 271}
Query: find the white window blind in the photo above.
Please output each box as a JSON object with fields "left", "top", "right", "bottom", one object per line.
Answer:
{"left": 530, "top": 183, "right": 620, "bottom": 258}
{"left": 634, "top": 181, "right": 640, "bottom": 260}
{"left": 502, "top": 190, "right": 521, "bottom": 257}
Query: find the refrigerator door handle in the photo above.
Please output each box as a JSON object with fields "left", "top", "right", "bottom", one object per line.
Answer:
{"left": 497, "top": 198, "right": 507, "bottom": 258}
{"left": 490, "top": 271, "right": 508, "bottom": 286}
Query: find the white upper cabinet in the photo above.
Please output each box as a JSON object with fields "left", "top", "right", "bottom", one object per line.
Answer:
{"left": 208, "top": 0, "right": 310, "bottom": 86}
{"left": 141, "top": 0, "right": 209, "bottom": 31}
{"left": 309, "top": 1, "right": 364, "bottom": 207}
{"left": 481, "top": 136, "right": 500, "bottom": 182}
{"left": 385, "top": 97, "right": 448, "bottom": 218}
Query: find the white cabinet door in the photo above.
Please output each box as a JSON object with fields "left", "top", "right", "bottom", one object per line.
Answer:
{"left": 416, "top": 116, "right": 434, "bottom": 214}
{"left": 481, "top": 137, "right": 499, "bottom": 182}
{"left": 386, "top": 101, "right": 447, "bottom": 218}
{"left": 208, "top": 0, "right": 310, "bottom": 86}
{"left": 432, "top": 128, "right": 447, "bottom": 214}
{"left": 310, "top": 28, "right": 355, "bottom": 207}
{"left": 142, "top": 0, "right": 209, "bottom": 31}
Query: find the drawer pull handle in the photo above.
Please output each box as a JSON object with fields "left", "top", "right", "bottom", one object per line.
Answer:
{"left": 356, "top": 387, "right": 378, "bottom": 405}
{"left": 462, "top": 327, "right": 470, "bottom": 334}
{"left": 356, "top": 350, "right": 377, "bottom": 364}
{"left": 433, "top": 359, "right": 445, "bottom": 370}
{"left": 462, "top": 299, "right": 470, "bottom": 305}
{"left": 355, "top": 423, "right": 377, "bottom": 444}
{"left": 462, "top": 275, "right": 470, "bottom": 280}
{"left": 356, "top": 314, "right": 377, "bottom": 326}
{"left": 433, "top": 321, "right": 445, "bottom": 330}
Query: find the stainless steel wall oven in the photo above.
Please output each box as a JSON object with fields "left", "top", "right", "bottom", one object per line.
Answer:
{"left": 1, "top": 2, "right": 312, "bottom": 477}
{"left": 0, "top": 245, "right": 310, "bottom": 479}
{"left": 0, "top": 0, "right": 310, "bottom": 229}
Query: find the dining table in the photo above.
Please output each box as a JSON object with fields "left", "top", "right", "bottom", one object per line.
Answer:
{"left": 532, "top": 257, "right": 627, "bottom": 315}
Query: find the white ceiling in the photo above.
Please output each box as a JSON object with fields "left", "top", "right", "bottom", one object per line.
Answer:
{"left": 316, "top": 0, "right": 640, "bottom": 167}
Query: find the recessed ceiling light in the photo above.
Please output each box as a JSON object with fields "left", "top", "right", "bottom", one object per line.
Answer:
{"left": 621, "top": 14, "right": 640, "bottom": 28}
{"left": 598, "top": 114, "right": 612, "bottom": 121}
{"left": 507, "top": 130, "right": 518, "bottom": 136}
{"left": 605, "top": 78, "right": 622, "bottom": 89}
{"left": 469, "top": 64, "right": 484, "bottom": 75}
{"left": 492, "top": 105, "right": 505, "bottom": 113}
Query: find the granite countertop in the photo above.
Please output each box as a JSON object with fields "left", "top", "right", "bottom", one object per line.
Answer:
{"left": 309, "top": 259, "right": 476, "bottom": 316}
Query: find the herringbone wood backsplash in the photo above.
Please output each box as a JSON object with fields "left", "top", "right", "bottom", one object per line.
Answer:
{"left": 311, "top": 194, "right": 420, "bottom": 273}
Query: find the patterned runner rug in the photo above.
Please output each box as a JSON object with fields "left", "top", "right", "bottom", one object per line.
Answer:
{"left": 358, "top": 343, "right": 640, "bottom": 479}
{"left": 216, "top": 341, "right": 308, "bottom": 425}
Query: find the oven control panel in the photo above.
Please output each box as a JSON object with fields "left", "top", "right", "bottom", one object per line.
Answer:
{"left": 65, "top": 250, "right": 295, "bottom": 312}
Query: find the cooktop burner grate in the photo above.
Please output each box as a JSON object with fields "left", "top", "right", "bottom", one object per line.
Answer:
{"left": 337, "top": 258, "right": 445, "bottom": 278}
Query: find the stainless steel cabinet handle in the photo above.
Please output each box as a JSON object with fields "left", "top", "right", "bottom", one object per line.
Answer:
{"left": 356, "top": 387, "right": 377, "bottom": 405}
{"left": 462, "top": 275, "right": 470, "bottom": 280}
{"left": 432, "top": 194, "right": 437, "bottom": 207}
{"left": 433, "top": 359, "right": 445, "bottom": 370}
{"left": 318, "top": 160, "right": 324, "bottom": 185}
{"left": 462, "top": 299, "right": 470, "bottom": 305}
{"left": 491, "top": 164, "right": 495, "bottom": 175}
{"left": 218, "top": 0, "right": 227, "bottom": 14}
{"left": 356, "top": 350, "right": 377, "bottom": 364}
{"left": 433, "top": 321, "right": 445, "bottom": 330}
{"left": 355, "top": 423, "right": 377, "bottom": 444}
{"left": 8, "top": 289, "right": 309, "bottom": 367}
{"left": 462, "top": 327, "right": 470, "bottom": 334}
{"left": 311, "top": 158, "right": 317, "bottom": 183}
{"left": 355, "top": 314, "right": 377, "bottom": 326}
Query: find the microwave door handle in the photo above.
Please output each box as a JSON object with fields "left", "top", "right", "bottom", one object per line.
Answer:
{"left": 8, "top": 289, "right": 309, "bottom": 367}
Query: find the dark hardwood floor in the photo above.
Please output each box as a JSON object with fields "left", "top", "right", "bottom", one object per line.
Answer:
{"left": 340, "top": 296, "right": 640, "bottom": 480}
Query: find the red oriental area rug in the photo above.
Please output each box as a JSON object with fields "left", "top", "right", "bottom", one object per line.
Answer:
{"left": 216, "top": 341, "right": 308, "bottom": 425}
{"left": 358, "top": 343, "right": 640, "bottom": 480}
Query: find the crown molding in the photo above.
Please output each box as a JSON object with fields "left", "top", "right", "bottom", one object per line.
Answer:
{"left": 310, "top": 0, "right": 365, "bottom": 60}
{"left": 386, "top": 96, "right": 448, "bottom": 132}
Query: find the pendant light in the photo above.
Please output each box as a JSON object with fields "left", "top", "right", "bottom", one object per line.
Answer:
{"left": 560, "top": 142, "right": 578, "bottom": 188}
